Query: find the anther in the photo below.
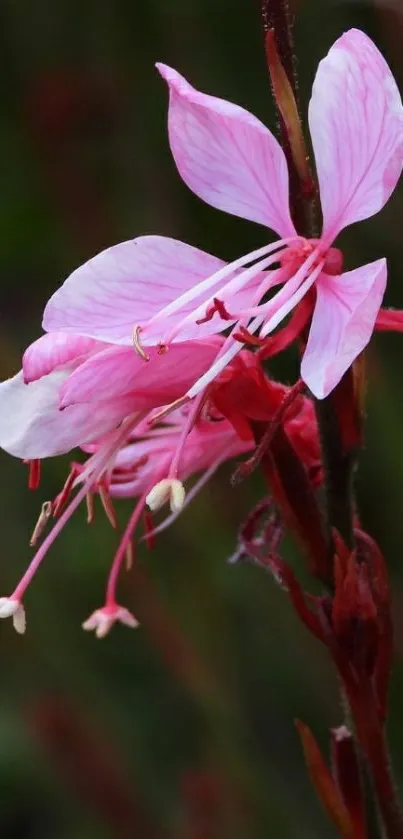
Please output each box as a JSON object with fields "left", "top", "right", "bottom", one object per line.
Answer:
{"left": 133, "top": 326, "right": 150, "bottom": 361}
{"left": 53, "top": 466, "right": 79, "bottom": 517}
{"left": 125, "top": 541, "right": 134, "bottom": 571}
{"left": 86, "top": 491, "right": 95, "bottom": 524}
{"left": 98, "top": 481, "right": 118, "bottom": 528}
{"left": 148, "top": 395, "right": 190, "bottom": 426}
{"left": 30, "top": 500, "right": 52, "bottom": 547}
{"left": 146, "top": 478, "right": 186, "bottom": 514}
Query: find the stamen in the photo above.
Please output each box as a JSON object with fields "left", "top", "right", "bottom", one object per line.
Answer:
{"left": 231, "top": 379, "right": 306, "bottom": 484}
{"left": 148, "top": 395, "right": 190, "bottom": 426}
{"left": 132, "top": 325, "right": 150, "bottom": 361}
{"left": 9, "top": 416, "right": 143, "bottom": 603}
{"left": 98, "top": 480, "right": 118, "bottom": 528}
{"left": 76, "top": 412, "right": 147, "bottom": 486}
{"left": 159, "top": 249, "right": 288, "bottom": 346}
{"left": 12, "top": 478, "right": 97, "bottom": 603}
{"left": 125, "top": 541, "right": 134, "bottom": 570}
{"left": 259, "top": 258, "right": 324, "bottom": 338}
{"left": 105, "top": 488, "right": 151, "bottom": 606}
{"left": 30, "top": 501, "right": 52, "bottom": 547}
{"left": 257, "top": 294, "right": 313, "bottom": 360}
{"left": 141, "top": 237, "right": 297, "bottom": 335}
{"left": 53, "top": 465, "right": 79, "bottom": 517}
{"left": 141, "top": 452, "right": 232, "bottom": 542}
{"left": 186, "top": 329, "right": 261, "bottom": 399}
{"left": 168, "top": 392, "right": 206, "bottom": 479}
{"left": 186, "top": 250, "right": 322, "bottom": 400}
{"left": 146, "top": 478, "right": 185, "bottom": 514}
{"left": 86, "top": 491, "right": 95, "bottom": 524}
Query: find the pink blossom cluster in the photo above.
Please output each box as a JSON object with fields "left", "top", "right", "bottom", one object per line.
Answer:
{"left": 0, "top": 29, "right": 402, "bottom": 636}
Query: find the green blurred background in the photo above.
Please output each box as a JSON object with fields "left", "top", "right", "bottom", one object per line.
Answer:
{"left": 0, "top": 1, "right": 402, "bottom": 836}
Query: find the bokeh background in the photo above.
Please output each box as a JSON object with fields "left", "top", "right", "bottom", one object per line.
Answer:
{"left": 0, "top": 1, "right": 402, "bottom": 836}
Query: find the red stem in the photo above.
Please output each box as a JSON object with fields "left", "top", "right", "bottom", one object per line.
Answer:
{"left": 348, "top": 687, "right": 403, "bottom": 839}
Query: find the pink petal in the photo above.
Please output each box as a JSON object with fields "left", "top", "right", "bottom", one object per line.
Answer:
{"left": 59, "top": 339, "right": 222, "bottom": 407}
{"left": 301, "top": 259, "right": 387, "bottom": 399}
{"left": 157, "top": 63, "right": 296, "bottom": 237}
{"left": 43, "top": 237, "right": 233, "bottom": 343}
{"left": 179, "top": 424, "right": 251, "bottom": 480}
{"left": 0, "top": 370, "right": 137, "bottom": 459}
{"left": 23, "top": 332, "right": 105, "bottom": 383}
{"left": 309, "top": 29, "right": 403, "bottom": 241}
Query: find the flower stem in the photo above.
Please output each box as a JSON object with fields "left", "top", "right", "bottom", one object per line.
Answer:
{"left": 262, "top": 0, "right": 355, "bottom": 555}
{"left": 261, "top": 5, "right": 403, "bottom": 839}
{"left": 314, "top": 386, "right": 356, "bottom": 551}
{"left": 346, "top": 686, "right": 403, "bottom": 839}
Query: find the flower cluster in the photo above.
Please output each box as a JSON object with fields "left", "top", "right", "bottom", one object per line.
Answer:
{"left": 0, "top": 28, "right": 402, "bottom": 636}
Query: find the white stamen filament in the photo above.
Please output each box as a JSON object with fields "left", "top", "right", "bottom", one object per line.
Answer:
{"left": 186, "top": 320, "right": 264, "bottom": 399}
{"left": 186, "top": 247, "right": 324, "bottom": 399}
{"left": 11, "top": 414, "right": 147, "bottom": 603}
{"left": 259, "top": 260, "right": 324, "bottom": 338}
{"left": 168, "top": 392, "right": 205, "bottom": 479}
{"left": 141, "top": 237, "right": 298, "bottom": 333}
{"left": 159, "top": 248, "right": 288, "bottom": 346}
{"left": 74, "top": 412, "right": 147, "bottom": 487}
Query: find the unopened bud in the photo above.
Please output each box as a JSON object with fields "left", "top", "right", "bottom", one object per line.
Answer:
{"left": 146, "top": 478, "right": 185, "bottom": 514}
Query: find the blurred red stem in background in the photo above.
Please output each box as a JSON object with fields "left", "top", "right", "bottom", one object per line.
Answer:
{"left": 29, "top": 698, "right": 163, "bottom": 839}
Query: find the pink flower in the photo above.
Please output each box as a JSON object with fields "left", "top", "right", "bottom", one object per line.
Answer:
{"left": 0, "top": 330, "right": 222, "bottom": 458}
{"left": 0, "top": 337, "right": 321, "bottom": 636}
{"left": 42, "top": 30, "right": 403, "bottom": 398}
{"left": 0, "top": 356, "right": 254, "bottom": 636}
